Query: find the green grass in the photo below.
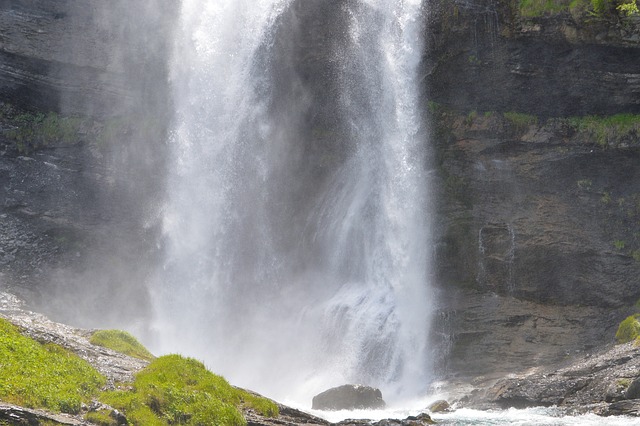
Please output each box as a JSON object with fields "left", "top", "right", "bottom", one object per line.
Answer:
{"left": 568, "top": 114, "right": 640, "bottom": 147}
{"left": 503, "top": 111, "right": 538, "bottom": 132}
{"left": 517, "top": 0, "right": 638, "bottom": 18}
{"left": 615, "top": 314, "right": 640, "bottom": 344}
{"left": 3, "top": 111, "right": 85, "bottom": 153}
{"left": 90, "top": 329, "right": 155, "bottom": 361}
{"left": 0, "top": 318, "right": 106, "bottom": 414}
{"left": 85, "top": 410, "right": 120, "bottom": 426}
{"left": 519, "top": 0, "right": 572, "bottom": 17}
{"left": 100, "top": 355, "right": 279, "bottom": 426}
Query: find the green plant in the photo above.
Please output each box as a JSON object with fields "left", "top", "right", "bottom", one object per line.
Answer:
{"left": 613, "top": 239, "right": 626, "bottom": 250}
{"left": 466, "top": 110, "right": 478, "bottom": 125}
{"left": 577, "top": 179, "right": 593, "bottom": 190}
{"left": 519, "top": 0, "right": 571, "bottom": 17}
{"left": 101, "top": 355, "right": 278, "bottom": 426}
{"left": 617, "top": 0, "right": 639, "bottom": 15}
{"left": 84, "top": 410, "right": 119, "bottom": 426}
{"left": 616, "top": 314, "right": 640, "bottom": 343}
{"left": 0, "top": 319, "right": 105, "bottom": 414}
{"left": 90, "top": 329, "right": 155, "bottom": 361}
{"left": 2, "top": 110, "right": 86, "bottom": 153}
{"left": 503, "top": 111, "right": 538, "bottom": 132}
{"left": 568, "top": 114, "right": 640, "bottom": 147}
{"left": 591, "top": 0, "right": 611, "bottom": 15}
{"left": 601, "top": 191, "right": 612, "bottom": 204}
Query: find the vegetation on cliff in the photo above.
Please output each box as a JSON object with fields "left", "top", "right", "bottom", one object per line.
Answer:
{"left": 517, "top": 0, "right": 638, "bottom": 18}
{"left": 90, "top": 329, "right": 155, "bottom": 361}
{"left": 98, "top": 355, "right": 279, "bottom": 426}
{"left": 616, "top": 313, "right": 640, "bottom": 344}
{"left": 0, "top": 318, "right": 106, "bottom": 414}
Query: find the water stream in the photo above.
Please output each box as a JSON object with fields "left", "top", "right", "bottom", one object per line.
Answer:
{"left": 153, "top": 0, "right": 433, "bottom": 405}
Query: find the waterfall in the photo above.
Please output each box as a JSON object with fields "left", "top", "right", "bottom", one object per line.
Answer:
{"left": 153, "top": 0, "right": 433, "bottom": 405}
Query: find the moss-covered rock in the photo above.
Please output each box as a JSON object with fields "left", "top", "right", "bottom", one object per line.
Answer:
{"left": 0, "top": 318, "right": 106, "bottom": 414}
{"left": 99, "top": 354, "right": 278, "bottom": 426}
{"left": 90, "top": 329, "right": 155, "bottom": 361}
{"left": 615, "top": 314, "right": 640, "bottom": 343}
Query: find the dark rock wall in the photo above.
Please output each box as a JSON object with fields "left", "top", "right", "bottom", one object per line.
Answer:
{"left": 425, "top": 0, "right": 640, "bottom": 117}
{"left": 0, "top": 0, "right": 175, "bottom": 327}
{"left": 0, "top": 0, "right": 174, "bottom": 117}
{"left": 426, "top": 0, "right": 640, "bottom": 380}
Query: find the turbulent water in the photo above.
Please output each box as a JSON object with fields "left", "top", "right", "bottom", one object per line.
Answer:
{"left": 153, "top": 0, "right": 432, "bottom": 404}
{"left": 311, "top": 405, "right": 638, "bottom": 425}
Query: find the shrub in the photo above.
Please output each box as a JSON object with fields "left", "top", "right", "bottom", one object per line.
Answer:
{"left": 100, "top": 355, "right": 278, "bottom": 425}
{"left": 90, "top": 329, "right": 155, "bottom": 361}
{"left": 568, "top": 114, "right": 640, "bottom": 147}
{"left": 504, "top": 111, "right": 538, "bottom": 132}
{"left": 0, "top": 319, "right": 105, "bottom": 413}
{"left": 615, "top": 314, "right": 640, "bottom": 343}
{"left": 519, "top": 0, "right": 571, "bottom": 17}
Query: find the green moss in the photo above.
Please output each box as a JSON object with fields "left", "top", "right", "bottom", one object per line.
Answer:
{"left": 101, "top": 355, "right": 279, "bottom": 425}
{"left": 3, "top": 111, "right": 86, "bottom": 153}
{"left": 90, "top": 329, "right": 155, "bottom": 361}
{"left": 0, "top": 318, "right": 106, "bottom": 414}
{"left": 568, "top": 114, "right": 640, "bottom": 147}
{"left": 519, "top": 0, "right": 571, "bottom": 17}
{"left": 617, "top": 0, "right": 639, "bottom": 15}
{"left": 503, "top": 111, "right": 538, "bottom": 132}
{"left": 615, "top": 314, "right": 640, "bottom": 344}
{"left": 85, "top": 411, "right": 120, "bottom": 426}
{"left": 516, "top": 0, "right": 637, "bottom": 18}
{"left": 613, "top": 239, "right": 626, "bottom": 250}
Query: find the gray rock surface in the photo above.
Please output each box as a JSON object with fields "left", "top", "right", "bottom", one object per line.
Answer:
{"left": 312, "top": 385, "right": 386, "bottom": 411}
{"left": 478, "top": 340, "right": 640, "bottom": 416}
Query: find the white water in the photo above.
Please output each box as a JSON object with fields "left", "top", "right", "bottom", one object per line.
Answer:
{"left": 153, "top": 0, "right": 433, "bottom": 406}
{"left": 312, "top": 406, "right": 638, "bottom": 425}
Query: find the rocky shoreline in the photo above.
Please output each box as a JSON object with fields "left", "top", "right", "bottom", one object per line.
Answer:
{"left": 1, "top": 290, "right": 639, "bottom": 424}
{"left": 0, "top": 291, "right": 439, "bottom": 426}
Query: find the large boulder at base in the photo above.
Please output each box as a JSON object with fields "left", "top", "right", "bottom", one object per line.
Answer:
{"left": 312, "top": 384, "right": 386, "bottom": 410}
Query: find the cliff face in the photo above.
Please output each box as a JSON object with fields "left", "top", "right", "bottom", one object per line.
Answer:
{"left": 0, "top": 0, "right": 175, "bottom": 326}
{"left": 1, "top": 0, "right": 640, "bottom": 395}
{"left": 0, "top": 0, "right": 174, "bottom": 116}
{"left": 425, "top": 0, "right": 640, "bottom": 381}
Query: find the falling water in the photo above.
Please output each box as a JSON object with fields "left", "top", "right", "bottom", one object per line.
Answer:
{"left": 153, "top": 0, "right": 432, "bottom": 405}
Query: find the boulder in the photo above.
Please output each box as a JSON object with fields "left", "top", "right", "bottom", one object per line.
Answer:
{"left": 626, "top": 377, "right": 640, "bottom": 400}
{"left": 312, "top": 384, "right": 385, "bottom": 411}
{"left": 427, "top": 399, "right": 450, "bottom": 413}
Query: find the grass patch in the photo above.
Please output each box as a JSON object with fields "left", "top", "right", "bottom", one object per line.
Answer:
{"left": 90, "top": 329, "right": 155, "bottom": 361}
{"left": 503, "top": 111, "right": 538, "bottom": 132}
{"left": 0, "top": 318, "right": 105, "bottom": 414}
{"left": 3, "top": 111, "right": 86, "bottom": 153}
{"left": 517, "top": 0, "right": 638, "bottom": 18}
{"left": 519, "top": 0, "right": 572, "bottom": 17}
{"left": 616, "top": 314, "right": 640, "bottom": 344}
{"left": 568, "top": 114, "right": 640, "bottom": 147}
{"left": 100, "top": 355, "right": 278, "bottom": 425}
{"left": 84, "top": 410, "right": 120, "bottom": 426}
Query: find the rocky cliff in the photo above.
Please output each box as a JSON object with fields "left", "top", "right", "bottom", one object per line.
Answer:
{"left": 425, "top": 0, "right": 640, "bottom": 390}
{"left": 1, "top": 0, "right": 640, "bottom": 413}
{"left": 0, "top": 0, "right": 174, "bottom": 327}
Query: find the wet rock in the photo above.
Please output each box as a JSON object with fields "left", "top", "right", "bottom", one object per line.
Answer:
{"left": 605, "top": 399, "right": 640, "bottom": 417}
{"left": 626, "top": 377, "right": 640, "bottom": 400}
{"left": 337, "top": 413, "right": 434, "bottom": 426}
{"left": 427, "top": 399, "right": 450, "bottom": 413}
{"left": 483, "top": 342, "right": 640, "bottom": 410}
{"left": 312, "top": 385, "right": 386, "bottom": 411}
